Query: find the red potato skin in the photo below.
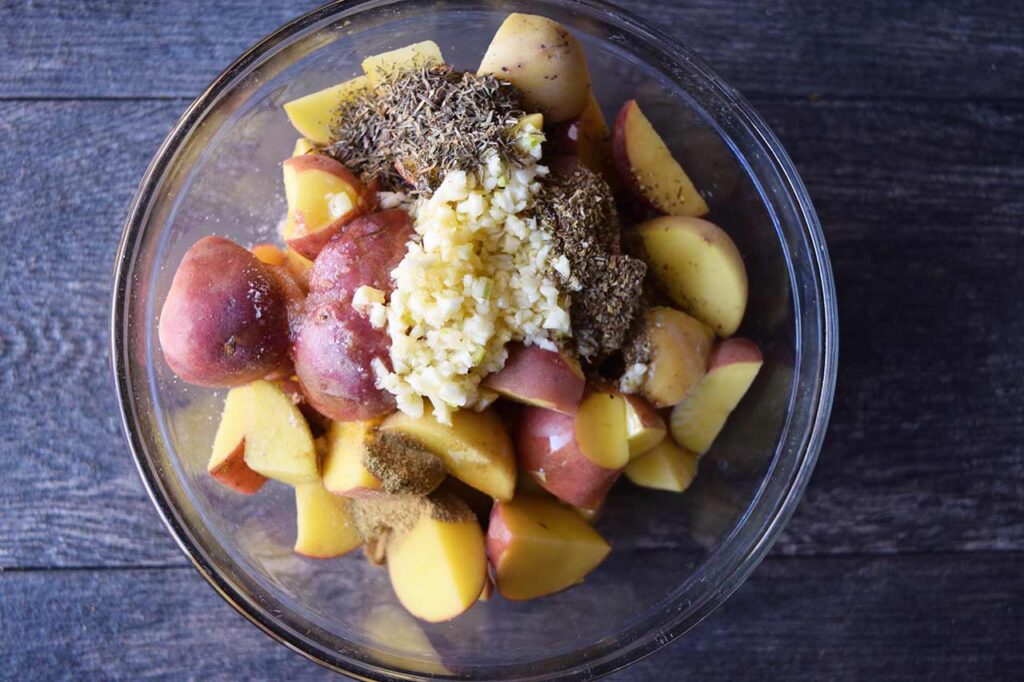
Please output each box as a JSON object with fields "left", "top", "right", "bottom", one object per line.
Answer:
{"left": 284, "top": 156, "right": 378, "bottom": 260}
{"left": 516, "top": 406, "right": 623, "bottom": 510}
{"left": 266, "top": 263, "right": 308, "bottom": 336}
{"left": 486, "top": 503, "right": 513, "bottom": 568}
{"left": 708, "top": 337, "right": 763, "bottom": 369}
{"left": 309, "top": 208, "right": 414, "bottom": 301}
{"left": 208, "top": 443, "right": 267, "bottom": 495}
{"left": 611, "top": 100, "right": 662, "bottom": 214}
{"left": 545, "top": 154, "right": 581, "bottom": 178}
{"left": 158, "top": 236, "right": 290, "bottom": 387}
{"left": 481, "top": 343, "right": 585, "bottom": 414}
{"left": 293, "top": 295, "right": 395, "bottom": 421}
{"left": 292, "top": 209, "right": 413, "bottom": 423}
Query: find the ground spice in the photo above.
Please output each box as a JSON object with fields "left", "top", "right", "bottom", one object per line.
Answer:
{"left": 363, "top": 431, "right": 446, "bottom": 496}
{"left": 351, "top": 489, "right": 474, "bottom": 549}
{"left": 351, "top": 495, "right": 424, "bottom": 542}
{"left": 537, "top": 163, "right": 646, "bottom": 360}
{"left": 327, "top": 65, "right": 526, "bottom": 193}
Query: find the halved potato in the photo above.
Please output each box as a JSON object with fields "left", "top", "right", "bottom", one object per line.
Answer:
{"left": 478, "top": 13, "right": 590, "bottom": 123}
{"left": 637, "top": 216, "right": 748, "bottom": 337}
{"left": 612, "top": 99, "right": 708, "bottom": 217}
{"left": 283, "top": 76, "right": 370, "bottom": 144}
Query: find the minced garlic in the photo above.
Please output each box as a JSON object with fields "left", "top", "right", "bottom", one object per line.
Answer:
{"left": 373, "top": 122, "right": 570, "bottom": 423}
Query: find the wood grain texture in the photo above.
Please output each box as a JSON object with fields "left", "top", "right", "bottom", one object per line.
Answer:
{"left": 0, "top": 0, "right": 1021, "bottom": 99}
{"left": 1, "top": 96, "right": 1021, "bottom": 567}
{"left": 2, "top": 553, "right": 1021, "bottom": 680}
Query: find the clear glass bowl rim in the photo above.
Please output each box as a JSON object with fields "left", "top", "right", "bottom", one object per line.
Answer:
{"left": 110, "top": 0, "right": 838, "bottom": 679}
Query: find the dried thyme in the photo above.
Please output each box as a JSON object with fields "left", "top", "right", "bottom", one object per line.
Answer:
{"left": 327, "top": 65, "right": 526, "bottom": 193}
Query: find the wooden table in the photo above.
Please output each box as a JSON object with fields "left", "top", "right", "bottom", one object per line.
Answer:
{"left": 1, "top": 1, "right": 1021, "bottom": 679}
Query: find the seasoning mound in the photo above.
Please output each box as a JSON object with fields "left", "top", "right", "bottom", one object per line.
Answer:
{"left": 538, "top": 163, "right": 646, "bottom": 360}
{"left": 329, "top": 66, "right": 526, "bottom": 193}
{"left": 363, "top": 431, "right": 446, "bottom": 496}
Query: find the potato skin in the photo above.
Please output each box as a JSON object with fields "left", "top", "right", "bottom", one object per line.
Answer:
{"left": 294, "top": 295, "right": 395, "bottom": 421}
{"left": 516, "top": 406, "right": 621, "bottom": 510}
{"left": 309, "top": 209, "right": 413, "bottom": 300}
{"left": 478, "top": 13, "right": 590, "bottom": 123}
{"left": 158, "top": 236, "right": 290, "bottom": 387}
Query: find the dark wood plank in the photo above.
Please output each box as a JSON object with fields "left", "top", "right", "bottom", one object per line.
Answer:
{"left": 0, "top": 100, "right": 190, "bottom": 568}
{"left": 760, "top": 97, "right": 1024, "bottom": 555}
{"left": 0, "top": 0, "right": 1021, "bottom": 99}
{"left": 2, "top": 553, "right": 1021, "bottom": 680}
{"left": 0, "top": 96, "right": 1021, "bottom": 567}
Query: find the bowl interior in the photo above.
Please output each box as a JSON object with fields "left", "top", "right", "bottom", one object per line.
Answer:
{"left": 115, "top": 1, "right": 830, "bottom": 678}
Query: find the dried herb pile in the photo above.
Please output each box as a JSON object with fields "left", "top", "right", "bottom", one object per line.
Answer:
{"left": 327, "top": 66, "right": 526, "bottom": 193}
{"left": 538, "top": 163, "right": 646, "bottom": 361}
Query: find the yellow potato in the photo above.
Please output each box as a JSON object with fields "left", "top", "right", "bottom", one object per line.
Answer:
{"left": 638, "top": 216, "right": 749, "bottom": 337}
{"left": 242, "top": 380, "right": 319, "bottom": 485}
{"left": 380, "top": 406, "right": 516, "bottom": 501}
{"left": 387, "top": 512, "right": 486, "bottom": 622}
{"left": 362, "top": 40, "right": 445, "bottom": 84}
{"left": 670, "top": 338, "right": 764, "bottom": 454}
{"left": 478, "top": 13, "right": 590, "bottom": 123}
{"left": 282, "top": 76, "right": 370, "bottom": 144}
{"left": 487, "top": 495, "right": 610, "bottom": 600}
{"left": 624, "top": 439, "right": 698, "bottom": 492}
{"left": 293, "top": 482, "right": 362, "bottom": 558}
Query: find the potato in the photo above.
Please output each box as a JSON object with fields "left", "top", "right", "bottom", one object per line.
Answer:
{"left": 478, "top": 13, "right": 591, "bottom": 123}
{"left": 548, "top": 92, "right": 614, "bottom": 180}
{"left": 282, "top": 154, "right": 375, "bottom": 260}
{"left": 516, "top": 388, "right": 629, "bottom": 510}
{"left": 265, "top": 262, "right": 307, "bottom": 337}
{"left": 293, "top": 295, "right": 395, "bottom": 421}
{"left": 158, "top": 236, "right": 289, "bottom": 387}
{"left": 387, "top": 499, "right": 486, "bottom": 622}
{"left": 481, "top": 342, "right": 585, "bottom": 414}
{"left": 637, "top": 216, "right": 748, "bottom": 336}
{"left": 309, "top": 209, "right": 414, "bottom": 300}
{"left": 488, "top": 495, "right": 610, "bottom": 600}
{"left": 613, "top": 99, "right": 709, "bottom": 217}
{"left": 634, "top": 306, "right": 714, "bottom": 408}
{"left": 283, "top": 76, "right": 370, "bottom": 145}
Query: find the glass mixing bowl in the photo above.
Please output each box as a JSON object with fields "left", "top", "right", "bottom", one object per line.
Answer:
{"left": 110, "top": 0, "right": 837, "bottom": 678}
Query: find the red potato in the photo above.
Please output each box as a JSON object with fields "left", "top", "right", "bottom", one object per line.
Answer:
{"left": 546, "top": 119, "right": 581, "bottom": 157}
{"left": 158, "top": 236, "right": 290, "bottom": 387}
{"left": 547, "top": 94, "right": 613, "bottom": 181}
{"left": 612, "top": 99, "right": 709, "bottom": 217}
{"left": 487, "top": 495, "right": 610, "bottom": 601}
{"left": 482, "top": 343, "right": 585, "bottom": 414}
{"left": 207, "top": 386, "right": 267, "bottom": 494}
{"left": 516, "top": 389, "right": 630, "bottom": 509}
{"left": 542, "top": 154, "right": 582, "bottom": 180}
{"left": 265, "top": 263, "right": 307, "bottom": 336}
{"left": 309, "top": 209, "right": 414, "bottom": 300}
{"left": 274, "top": 376, "right": 329, "bottom": 436}
{"left": 282, "top": 154, "right": 377, "bottom": 260}
{"left": 670, "top": 338, "right": 764, "bottom": 454}
{"left": 294, "top": 295, "right": 395, "bottom": 421}
{"left": 636, "top": 306, "right": 714, "bottom": 408}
